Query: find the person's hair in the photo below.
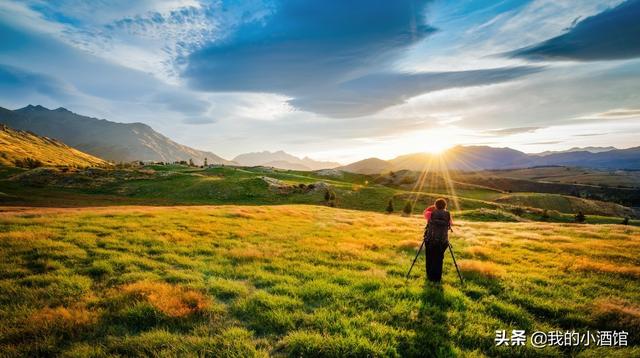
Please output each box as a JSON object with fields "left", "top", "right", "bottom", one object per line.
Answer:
{"left": 435, "top": 198, "right": 447, "bottom": 210}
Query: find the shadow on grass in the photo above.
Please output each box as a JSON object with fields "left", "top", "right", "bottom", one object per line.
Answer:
{"left": 408, "top": 282, "right": 455, "bottom": 357}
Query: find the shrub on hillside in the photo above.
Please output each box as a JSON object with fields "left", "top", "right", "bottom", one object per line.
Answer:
{"left": 402, "top": 201, "right": 413, "bottom": 216}
{"left": 14, "top": 157, "right": 43, "bottom": 169}
{"left": 385, "top": 199, "right": 394, "bottom": 214}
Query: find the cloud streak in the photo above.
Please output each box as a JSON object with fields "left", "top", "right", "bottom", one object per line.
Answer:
{"left": 484, "top": 126, "right": 542, "bottom": 136}
{"left": 510, "top": 0, "right": 640, "bottom": 61}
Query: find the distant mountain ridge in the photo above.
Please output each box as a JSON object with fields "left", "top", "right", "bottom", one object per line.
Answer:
{"left": 0, "top": 123, "right": 108, "bottom": 167}
{"left": 233, "top": 150, "right": 340, "bottom": 170}
{"left": 0, "top": 105, "right": 231, "bottom": 165}
{"left": 535, "top": 146, "right": 617, "bottom": 156}
{"left": 338, "top": 145, "right": 640, "bottom": 174}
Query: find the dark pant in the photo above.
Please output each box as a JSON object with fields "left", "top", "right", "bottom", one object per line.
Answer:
{"left": 425, "top": 239, "right": 448, "bottom": 282}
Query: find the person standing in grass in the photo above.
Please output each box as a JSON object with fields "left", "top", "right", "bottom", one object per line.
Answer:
{"left": 424, "top": 198, "right": 452, "bottom": 282}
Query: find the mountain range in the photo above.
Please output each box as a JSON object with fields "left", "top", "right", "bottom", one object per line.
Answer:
{"left": 1, "top": 105, "right": 638, "bottom": 172}
{"left": 0, "top": 105, "right": 231, "bottom": 165}
{"left": 338, "top": 145, "right": 640, "bottom": 174}
{"left": 232, "top": 151, "right": 340, "bottom": 170}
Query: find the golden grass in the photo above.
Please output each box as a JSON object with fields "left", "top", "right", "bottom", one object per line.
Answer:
{"left": 0, "top": 125, "right": 108, "bottom": 167}
{"left": 27, "top": 306, "right": 98, "bottom": 334}
{"left": 593, "top": 298, "right": 640, "bottom": 332}
{"left": 573, "top": 258, "right": 640, "bottom": 278}
{"left": 396, "top": 239, "right": 420, "bottom": 250}
{"left": 464, "top": 246, "right": 492, "bottom": 258}
{"left": 458, "top": 259, "right": 506, "bottom": 278}
{"left": 121, "top": 281, "right": 210, "bottom": 317}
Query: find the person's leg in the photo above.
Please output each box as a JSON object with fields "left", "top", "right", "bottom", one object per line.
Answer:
{"left": 426, "top": 241, "right": 440, "bottom": 282}
{"left": 435, "top": 242, "right": 448, "bottom": 281}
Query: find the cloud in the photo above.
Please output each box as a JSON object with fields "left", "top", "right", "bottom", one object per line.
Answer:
{"left": 289, "top": 66, "right": 542, "bottom": 117}
{"left": 591, "top": 108, "right": 640, "bottom": 118}
{"left": 0, "top": 63, "right": 74, "bottom": 100}
{"left": 484, "top": 126, "right": 542, "bottom": 136}
{"left": 572, "top": 107, "right": 640, "bottom": 122}
{"left": 183, "top": 0, "right": 544, "bottom": 117}
{"left": 525, "top": 140, "right": 562, "bottom": 145}
{"left": 573, "top": 133, "right": 607, "bottom": 137}
{"left": 510, "top": 0, "right": 640, "bottom": 61}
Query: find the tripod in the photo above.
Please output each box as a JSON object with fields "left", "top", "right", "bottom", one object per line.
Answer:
{"left": 406, "top": 231, "right": 464, "bottom": 284}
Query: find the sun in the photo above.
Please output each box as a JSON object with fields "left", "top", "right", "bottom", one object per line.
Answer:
{"left": 420, "top": 129, "right": 455, "bottom": 154}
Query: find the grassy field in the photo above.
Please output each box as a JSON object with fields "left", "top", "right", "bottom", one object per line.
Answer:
{"left": 1, "top": 165, "right": 637, "bottom": 226}
{"left": 0, "top": 205, "right": 638, "bottom": 357}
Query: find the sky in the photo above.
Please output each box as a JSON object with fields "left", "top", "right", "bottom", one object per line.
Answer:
{"left": 0, "top": 0, "right": 639, "bottom": 163}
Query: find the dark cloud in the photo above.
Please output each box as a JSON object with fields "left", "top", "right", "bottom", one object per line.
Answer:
{"left": 484, "top": 126, "right": 541, "bottom": 136}
{"left": 510, "top": 0, "right": 640, "bottom": 61}
{"left": 290, "top": 66, "right": 542, "bottom": 117}
{"left": 183, "top": 0, "right": 540, "bottom": 117}
{"left": 0, "top": 63, "right": 72, "bottom": 99}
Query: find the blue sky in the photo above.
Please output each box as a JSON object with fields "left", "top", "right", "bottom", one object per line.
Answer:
{"left": 0, "top": 0, "right": 639, "bottom": 162}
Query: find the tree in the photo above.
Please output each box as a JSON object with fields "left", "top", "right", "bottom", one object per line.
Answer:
{"left": 204, "top": 157, "right": 208, "bottom": 166}
{"left": 188, "top": 158, "right": 194, "bottom": 167}
{"left": 324, "top": 190, "right": 331, "bottom": 202}
{"left": 622, "top": 216, "right": 629, "bottom": 225}
{"left": 575, "top": 211, "right": 586, "bottom": 223}
{"left": 402, "top": 201, "right": 413, "bottom": 216}
{"left": 385, "top": 199, "right": 394, "bottom": 214}
{"left": 540, "top": 209, "right": 549, "bottom": 221}
{"left": 329, "top": 191, "right": 336, "bottom": 201}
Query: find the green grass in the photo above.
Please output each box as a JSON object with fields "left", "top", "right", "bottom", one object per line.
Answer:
{"left": 0, "top": 205, "right": 638, "bottom": 357}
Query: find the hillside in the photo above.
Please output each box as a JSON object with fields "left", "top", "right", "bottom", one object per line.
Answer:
{"left": 494, "top": 193, "right": 635, "bottom": 218}
{"left": 233, "top": 151, "right": 340, "bottom": 170}
{"left": 0, "top": 205, "right": 638, "bottom": 356}
{"left": 0, "top": 124, "right": 108, "bottom": 168}
{"left": 478, "top": 167, "right": 640, "bottom": 189}
{"left": 0, "top": 105, "right": 230, "bottom": 165}
{"left": 337, "top": 157, "right": 393, "bottom": 174}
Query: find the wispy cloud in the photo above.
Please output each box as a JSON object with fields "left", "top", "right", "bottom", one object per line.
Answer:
{"left": 484, "top": 126, "right": 541, "bottom": 136}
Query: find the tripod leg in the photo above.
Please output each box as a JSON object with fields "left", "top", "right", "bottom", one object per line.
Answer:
{"left": 448, "top": 244, "right": 464, "bottom": 285}
{"left": 406, "top": 240, "right": 425, "bottom": 279}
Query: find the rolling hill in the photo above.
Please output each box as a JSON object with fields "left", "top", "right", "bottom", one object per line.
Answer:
{"left": 232, "top": 150, "right": 340, "bottom": 170}
{"left": 337, "top": 157, "right": 393, "bottom": 174}
{"left": 0, "top": 124, "right": 108, "bottom": 168}
{"left": 0, "top": 105, "right": 231, "bottom": 165}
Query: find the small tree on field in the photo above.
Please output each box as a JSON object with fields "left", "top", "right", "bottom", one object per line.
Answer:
{"left": 385, "top": 199, "right": 394, "bottom": 214}
{"left": 324, "top": 190, "right": 331, "bottom": 202}
{"left": 329, "top": 191, "right": 336, "bottom": 201}
{"left": 540, "top": 209, "right": 550, "bottom": 221}
{"left": 575, "top": 211, "right": 586, "bottom": 223}
{"left": 204, "top": 157, "right": 208, "bottom": 166}
{"left": 402, "top": 201, "right": 413, "bottom": 216}
{"left": 189, "top": 158, "right": 194, "bottom": 167}
{"left": 622, "top": 216, "right": 629, "bottom": 225}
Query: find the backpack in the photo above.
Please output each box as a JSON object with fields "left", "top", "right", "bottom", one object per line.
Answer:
{"left": 426, "top": 209, "right": 450, "bottom": 243}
